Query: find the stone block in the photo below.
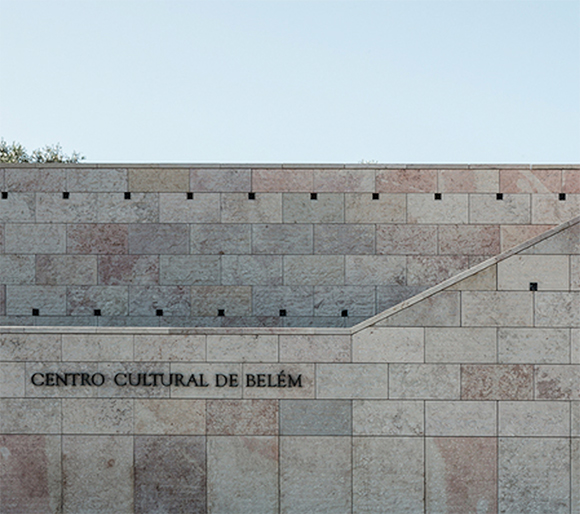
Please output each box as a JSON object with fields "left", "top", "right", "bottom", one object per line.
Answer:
{"left": 159, "top": 255, "right": 220, "bottom": 285}
{"left": 574, "top": 330, "right": 580, "bottom": 364}
{"left": 222, "top": 255, "right": 283, "bottom": 285}
{"left": 253, "top": 286, "right": 313, "bottom": 316}
{"left": 0, "top": 333, "right": 60, "bottom": 361}
{"left": 67, "top": 286, "right": 129, "bottom": 316}
{"left": 66, "top": 167, "right": 127, "bottom": 192}
{"left": 470, "top": 193, "right": 531, "bottom": 224}
{"left": 317, "top": 363, "right": 388, "bottom": 399}
{"left": 134, "top": 334, "right": 204, "bottom": 361}
{"left": 253, "top": 168, "right": 313, "bottom": 192}
{"left": 314, "top": 224, "right": 374, "bottom": 254}
{"left": 207, "top": 335, "right": 278, "bottom": 362}
{"left": 0, "top": 255, "right": 35, "bottom": 284}
{"left": 98, "top": 255, "right": 158, "bottom": 285}
{"left": 0, "top": 193, "right": 35, "bottom": 222}
{"left": 344, "top": 193, "right": 406, "bottom": 223}
{"left": 169, "top": 363, "right": 242, "bottom": 399}
{"left": 447, "top": 266, "right": 497, "bottom": 291}
{"left": 36, "top": 255, "right": 97, "bottom": 286}
{"left": 500, "top": 168, "right": 561, "bottom": 193}
{"left": 128, "top": 224, "right": 188, "bottom": 254}
{"left": 314, "top": 169, "right": 374, "bottom": 192}
{"left": 426, "top": 401, "right": 496, "bottom": 436}
{"left": 498, "top": 328, "right": 569, "bottom": 364}
{"left": 280, "top": 399, "right": 351, "bottom": 435}
{"left": 353, "top": 327, "right": 423, "bottom": 363}
{"left": 499, "top": 401, "right": 569, "bottom": 436}
{"left": 407, "top": 255, "right": 470, "bottom": 286}
{"left": 499, "top": 438, "right": 569, "bottom": 513}
{"left": 5, "top": 223, "right": 66, "bottom": 253}
{"left": 461, "top": 291, "right": 533, "bottom": 326}
{"left": 190, "top": 223, "right": 251, "bottom": 254}
{"left": 208, "top": 436, "right": 278, "bottom": 513}
{"left": 0, "top": 435, "right": 61, "bottom": 513}
{"left": 376, "top": 168, "right": 437, "bottom": 193}
{"left": 521, "top": 222, "right": 580, "bottom": 254}
{"left": 500, "top": 224, "right": 555, "bottom": 251}
{"left": 221, "top": 192, "right": 282, "bottom": 223}
{"left": 0, "top": 399, "right": 61, "bottom": 433}
{"left": 159, "top": 192, "right": 220, "bottom": 222}
{"left": 36, "top": 192, "right": 98, "bottom": 223}
{"left": 376, "top": 285, "right": 428, "bottom": 311}
{"left": 535, "top": 292, "right": 580, "bottom": 327}
{"left": 282, "top": 193, "right": 344, "bottom": 223}
{"left": 0, "top": 362, "right": 24, "bottom": 397}
{"left": 62, "top": 399, "right": 133, "bottom": 434}
{"left": 252, "top": 223, "right": 313, "bottom": 254}
{"left": 128, "top": 168, "right": 189, "bottom": 192}
{"left": 462, "top": 364, "right": 534, "bottom": 400}
{"left": 134, "top": 399, "right": 205, "bottom": 434}
{"left": 279, "top": 334, "right": 351, "bottom": 362}
{"left": 96, "top": 362, "right": 170, "bottom": 399}
{"left": 129, "top": 285, "right": 190, "bottom": 316}
{"left": 134, "top": 436, "right": 206, "bottom": 514}
{"left": 345, "top": 255, "right": 406, "bottom": 286}
{"left": 67, "top": 223, "right": 128, "bottom": 254}
{"left": 532, "top": 193, "right": 580, "bottom": 224}
{"left": 62, "top": 334, "right": 132, "bottom": 361}
{"left": 280, "top": 436, "right": 351, "bottom": 513}
{"left": 6, "top": 285, "right": 66, "bottom": 315}
{"left": 62, "top": 435, "right": 133, "bottom": 513}
{"left": 425, "top": 327, "right": 496, "bottom": 363}
{"left": 353, "top": 400, "right": 424, "bottom": 435}
{"left": 5, "top": 168, "right": 65, "bottom": 192}
{"left": 407, "top": 193, "right": 469, "bottom": 224}
{"left": 438, "top": 224, "right": 501, "bottom": 255}
{"left": 572, "top": 256, "right": 580, "bottom": 290}
{"left": 191, "top": 168, "right": 251, "bottom": 191}
{"left": 207, "top": 399, "right": 278, "bottom": 435}
{"left": 97, "top": 192, "right": 159, "bottom": 223}
{"left": 389, "top": 364, "right": 460, "bottom": 400}
{"left": 575, "top": 402, "right": 580, "bottom": 436}
{"left": 313, "top": 286, "right": 375, "bottom": 317}
{"left": 242, "top": 363, "right": 314, "bottom": 399}
{"left": 438, "top": 168, "right": 499, "bottom": 192}
{"left": 24, "top": 361, "right": 100, "bottom": 399}
{"left": 283, "top": 255, "right": 344, "bottom": 285}
{"left": 426, "top": 437, "right": 497, "bottom": 513}
{"left": 563, "top": 169, "right": 580, "bottom": 193}
{"left": 191, "top": 285, "right": 252, "bottom": 316}
{"left": 376, "top": 224, "right": 438, "bottom": 255}
{"left": 377, "top": 291, "right": 460, "bottom": 327}
{"left": 353, "top": 437, "right": 424, "bottom": 513}
{"left": 535, "top": 365, "right": 580, "bottom": 400}
{"left": 498, "top": 255, "right": 569, "bottom": 291}
{"left": 573, "top": 438, "right": 580, "bottom": 513}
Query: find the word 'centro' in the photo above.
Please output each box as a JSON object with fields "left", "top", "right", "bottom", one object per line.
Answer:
{"left": 30, "top": 371, "right": 303, "bottom": 388}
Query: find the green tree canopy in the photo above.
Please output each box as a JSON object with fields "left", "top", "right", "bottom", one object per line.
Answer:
{"left": 0, "top": 139, "right": 85, "bottom": 163}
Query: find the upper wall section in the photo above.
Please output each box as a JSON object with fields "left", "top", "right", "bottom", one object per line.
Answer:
{"left": 0, "top": 164, "right": 578, "bottom": 328}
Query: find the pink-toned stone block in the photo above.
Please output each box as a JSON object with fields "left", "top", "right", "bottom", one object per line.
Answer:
{"left": 438, "top": 225, "right": 501, "bottom": 255}
{"left": 36, "top": 255, "right": 97, "bottom": 285}
{"left": 376, "top": 224, "right": 438, "bottom": 255}
{"left": 5, "top": 168, "right": 66, "bottom": 192}
{"left": 563, "top": 169, "right": 580, "bottom": 193}
{"left": 98, "top": 255, "right": 159, "bottom": 285}
{"left": 500, "top": 224, "right": 555, "bottom": 251}
{"left": 207, "top": 399, "right": 278, "bottom": 435}
{"left": 190, "top": 168, "right": 251, "bottom": 192}
{"left": 376, "top": 169, "right": 437, "bottom": 193}
{"left": 407, "top": 255, "right": 470, "bottom": 286}
{"left": 461, "top": 364, "right": 534, "bottom": 400}
{"left": 252, "top": 169, "right": 314, "bottom": 192}
{"left": 500, "top": 169, "right": 561, "bottom": 193}
{"left": 535, "top": 365, "right": 580, "bottom": 400}
{"left": 313, "top": 169, "right": 374, "bottom": 192}
{"left": 67, "top": 224, "right": 128, "bottom": 254}
{"left": 438, "top": 169, "right": 499, "bottom": 193}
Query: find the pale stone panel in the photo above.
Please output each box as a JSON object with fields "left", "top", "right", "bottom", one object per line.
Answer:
{"left": 0, "top": 193, "right": 35, "bottom": 222}
{"left": 62, "top": 399, "right": 133, "bottom": 434}
{"left": 447, "top": 265, "right": 497, "bottom": 291}
{"left": 500, "top": 169, "right": 561, "bottom": 193}
{"left": 438, "top": 168, "right": 499, "bottom": 192}
{"left": 0, "top": 255, "right": 35, "bottom": 284}
{"left": 67, "top": 223, "right": 128, "bottom": 254}
{"left": 0, "top": 333, "right": 61, "bottom": 361}
{"left": 497, "top": 255, "right": 569, "bottom": 290}
{"left": 425, "top": 327, "right": 496, "bottom": 363}
{"left": 438, "top": 224, "right": 501, "bottom": 255}
{"left": 0, "top": 399, "right": 61, "bottom": 433}
{"left": 6, "top": 285, "right": 66, "bottom": 315}
{"left": 313, "top": 286, "right": 375, "bottom": 317}
{"left": 128, "top": 224, "right": 189, "bottom": 254}
{"left": 521, "top": 223, "right": 580, "bottom": 254}
{"left": 535, "top": 365, "right": 580, "bottom": 400}
{"left": 425, "top": 401, "right": 495, "bottom": 436}
{"left": 376, "top": 168, "right": 437, "bottom": 193}
{"left": 353, "top": 437, "right": 424, "bottom": 513}
{"left": 314, "top": 168, "right": 374, "bottom": 192}
{"left": 345, "top": 255, "right": 406, "bottom": 286}
{"left": 407, "top": 193, "right": 469, "bottom": 224}
{"left": 159, "top": 192, "right": 220, "bottom": 222}
{"left": 62, "top": 334, "right": 133, "bottom": 361}
{"left": 253, "top": 286, "right": 313, "bottom": 316}
{"left": 62, "top": 435, "right": 133, "bottom": 514}
{"left": 222, "top": 255, "right": 283, "bottom": 285}
{"left": 128, "top": 285, "right": 190, "bottom": 316}
{"left": 283, "top": 255, "right": 344, "bottom": 285}
{"left": 469, "top": 193, "right": 531, "bottom": 224}
{"left": 5, "top": 223, "right": 66, "bottom": 253}
{"left": 314, "top": 224, "right": 375, "bottom": 254}
{"left": 574, "top": 402, "right": 580, "bottom": 437}
{"left": 573, "top": 439, "right": 580, "bottom": 514}
{"left": 407, "top": 255, "right": 470, "bottom": 286}
{"left": 500, "top": 224, "right": 555, "bottom": 251}
{"left": 207, "top": 399, "right": 277, "bottom": 435}
{"left": 97, "top": 192, "right": 159, "bottom": 223}
{"left": 66, "top": 167, "right": 127, "bottom": 192}
{"left": 280, "top": 436, "right": 351, "bottom": 514}
{"left": 389, "top": 364, "right": 460, "bottom": 400}
{"left": 221, "top": 192, "right": 282, "bottom": 223}
{"left": 461, "top": 291, "right": 533, "bottom": 327}
{"left": 190, "top": 223, "right": 251, "bottom": 254}
{"left": 67, "top": 286, "right": 129, "bottom": 316}
{"left": 498, "top": 328, "right": 569, "bottom": 364}
{"left": 535, "top": 292, "right": 580, "bottom": 327}
{"left": 353, "top": 327, "right": 424, "bottom": 363}
{"left": 279, "top": 334, "right": 351, "bottom": 362}
{"left": 169, "top": 363, "right": 243, "bottom": 399}
{"left": 282, "top": 193, "right": 344, "bottom": 223}
{"left": 207, "top": 335, "right": 278, "bottom": 362}
{"left": 572, "top": 256, "right": 580, "bottom": 290}
{"left": 0, "top": 362, "right": 24, "bottom": 397}
{"left": 377, "top": 291, "right": 460, "bottom": 327}
{"left": 37, "top": 255, "right": 97, "bottom": 285}
{"left": 280, "top": 400, "right": 351, "bottom": 435}
{"left": 462, "top": 364, "right": 534, "bottom": 400}
{"left": 353, "top": 400, "right": 424, "bottom": 436}
{"left": 532, "top": 193, "right": 580, "bottom": 224}
{"left": 426, "top": 437, "right": 497, "bottom": 514}
{"left": 134, "top": 399, "right": 205, "bottom": 434}
{"left": 316, "top": 363, "right": 388, "bottom": 399}
{"left": 191, "top": 168, "right": 251, "bottom": 191}
{"left": 573, "top": 329, "right": 580, "bottom": 364}
{"left": 36, "top": 193, "right": 98, "bottom": 222}
{"left": 94, "top": 362, "right": 170, "bottom": 399}
{"left": 499, "top": 401, "right": 569, "bottom": 436}
{"left": 159, "top": 255, "right": 220, "bottom": 285}
{"left": 253, "top": 168, "right": 314, "bottom": 192}
{"left": 376, "top": 224, "right": 438, "bottom": 255}
{"left": 563, "top": 169, "right": 580, "bottom": 193}
{"left": 344, "top": 193, "right": 406, "bottom": 223}
{"left": 242, "top": 364, "right": 315, "bottom": 399}
{"left": 499, "top": 438, "right": 570, "bottom": 513}
{"left": 5, "top": 168, "right": 65, "bottom": 192}
{"left": 134, "top": 334, "right": 205, "bottom": 361}
{"left": 191, "top": 285, "right": 252, "bottom": 316}
{"left": 252, "top": 224, "right": 313, "bottom": 254}
{"left": 377, "top": 285, "right": 428, "bottom": 312}
{"left": 128, "top": 168, "right": 189, "bottom": 192}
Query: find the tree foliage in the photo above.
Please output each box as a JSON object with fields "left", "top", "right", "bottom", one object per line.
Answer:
{"left": 0, "top": 139, "right": 85, "bottom": 163}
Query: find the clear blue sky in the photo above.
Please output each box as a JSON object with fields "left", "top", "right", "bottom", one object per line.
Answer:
{"left": 1, "top": 0, "right": 578, "bottom": 164}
